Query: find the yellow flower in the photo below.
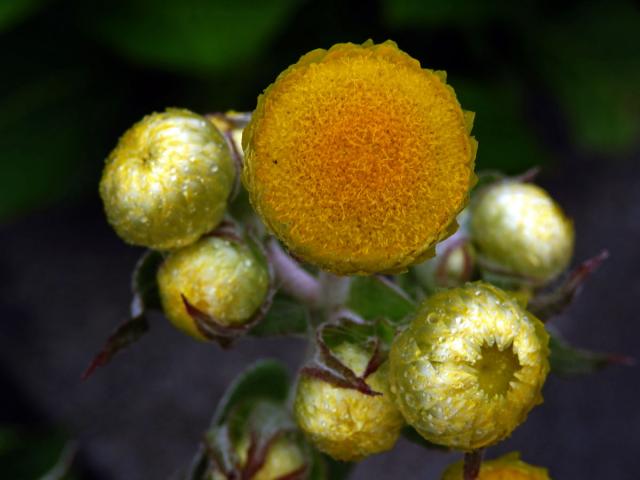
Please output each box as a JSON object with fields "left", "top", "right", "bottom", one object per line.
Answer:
{"left": 240, "top": 435, "right": 306, "bottom": 480}
{"left": 100, "top": 108, "right": 234, "bottom": 250}
{"left": 243, "top": 40, "right": 477, "bottom": 275}
{"left": 211, "top": 434, "right": 306, "bottom": 480}
{"left": 245, "top": 437, "right": 305, "bottom": 480}
{"left": 442, "top": 452, "right": 550, "bottom": 479}
{"left": 294, "top": 343, "right": 405, "bottom": 461}
{"left": 389, "top": 282, "right": 549, "bottom": 450}
{"left": 157, "top": 236, "right": 269, "bottom": 340}
{"left": 470, "top": 182, "right": 574, "bottom": 283}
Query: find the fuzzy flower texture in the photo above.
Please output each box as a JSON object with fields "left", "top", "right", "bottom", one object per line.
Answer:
{"left": 157, "top": 236, "right": 269, "bottom": 341}
{"left": 470, "top": 181, "right": 574, "bottom": 284}
{"left": 243, "top": 40, "right": 477, "bottom": 275}
{"left": 390, "top": 282, "right": 549, "bottom": 450}
{"left": 100, "top": 108, "right": 234, "bottom": 250}
{"left": 294, "top": 343, "right": 405, "bottom": 461}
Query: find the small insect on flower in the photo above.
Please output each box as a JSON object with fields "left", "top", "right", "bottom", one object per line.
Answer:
{"left": 294, "top": 343, "right": 405, "bottom": 461}
{"left": 442, "top": 452, "right": 550, "bottom": 480}
{"left": 157, "top": 236, "right": 270, "bottom": 341}
{"left": 243, "top": 40, "right": 477, "bottom": 275}
{"left": 389, "top": 282, "right": 549, "bottom": 450}
{"left": 470, "top": 181, "right": 574, "bottom": 284}
{"left": 100, "top": 108, "right": 235, "bottom": 250}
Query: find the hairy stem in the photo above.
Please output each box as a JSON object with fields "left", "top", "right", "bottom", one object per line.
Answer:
{"left": 266, "top": 238, "right": 322, "bottom": 309}
{"left": 319, "top": 271, "right": 351, "bottom": 312}
{"left": 463, "top": 449, "right": 484, "bottom": 480}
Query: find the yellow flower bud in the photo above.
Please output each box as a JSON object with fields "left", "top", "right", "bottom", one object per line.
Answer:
{"left": 243, "top": 40, "right": 477, "bottom": 275}
{"left": 442, "top": 452, "right": 550, "bottom": 480}
{"left": 389, "top": 282, "right": 549, "bottom": 450}
{"left": 294, "top": 343, "right": 404, "bottom": 461}
{"left": 470, "top": 182, "right": 574, "bottom": 283}
{"left": 157, "top": 236, "right": 269, "bottom": 340}
{"left": 100, "top": 108, "right": 235, "bottom": 250}
{"left": 236, "top": 435, "right": 306, "bottom": 480}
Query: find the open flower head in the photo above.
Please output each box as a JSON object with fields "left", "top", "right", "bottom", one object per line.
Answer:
{"left": 442, "top": 452, "right": 550, "bottom": 480}
{"left": 100, "top": 108, "right": 235, "bottom": 250}
{"left": 294, "top": 343, "right": 405, "bottom": 461}
{"left": 157, "top": 236, "right": 269, "bottom": 340}
{"left": 243, "top": 40, "right": 477, "bottom": 275}
{"left": 389, "top": 282, "right": 549, "bottom": 450}
{"left": 470, "top": 182, "right": 574, "bottom": 283}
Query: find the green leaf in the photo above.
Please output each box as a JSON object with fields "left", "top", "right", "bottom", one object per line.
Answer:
{"left": 528, "top": 250, "right": 608, "bottom": 321}
{"left": 307, "top": 448, "right": 327, "bottom": 480}
{"left": 549, "top": 331, "right": 633, "bottom": 377}
{"left": 188, "top": 362, "right": 293, "bottom": 479}
{"left": 346, "top": 276, "right": 415, "bottom": 324}
{"left": 249, "top": 294, "right": 309, "bottom": 337}
{"left": 82, "top": 250, "right": 164, "bottom": 379}
{"left": 131, "top": 249, "right": 164, "bottom": 313}
{"left": 0, "top": 427, "right": 78, "bottom": 480}
{"left": 213, "top": 360, "right": 290, "bottom": 426}
{"left": 306, "top": 448, "right": 352, "bottom": 480}
{"left": 81, "top": 314, "right": 149, "bottom": 380}
{"left": 202, "top": 424, "right": 238, "bottom": 479}
{"left": 394, "top": 269, "right": 427, "bottom": 302}
{"left": 322, "top": 455, "right": 353, "bottom": 480}
{"left": 78, "top": 0, "right": 300, "bottom": 74}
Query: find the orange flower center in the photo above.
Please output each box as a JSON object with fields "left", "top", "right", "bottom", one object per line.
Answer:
{"left": 243, "top": 41, "right": 476, "bottom": 274}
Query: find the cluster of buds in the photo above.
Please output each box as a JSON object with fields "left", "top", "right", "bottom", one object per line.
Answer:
{"left": 99, "top": 108, "right": 271, "bottom": 345}
{"left": 94, "top": 40, "right": 621, "bottom": 480}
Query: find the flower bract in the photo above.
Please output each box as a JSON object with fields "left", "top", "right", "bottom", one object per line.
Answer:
{"left": 294, "top": 343, "right": 404, "bottom": 461}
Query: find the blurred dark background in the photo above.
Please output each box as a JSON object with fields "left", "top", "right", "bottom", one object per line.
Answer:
{"left": 1, "top": 0, "right": 639, "bottom": 478}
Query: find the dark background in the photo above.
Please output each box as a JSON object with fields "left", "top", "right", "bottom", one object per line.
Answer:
{"left": 1, "top": 0, "right": 639, "bottom": 478}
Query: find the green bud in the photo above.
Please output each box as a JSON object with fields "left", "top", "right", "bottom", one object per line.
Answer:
{"left": 157, "top": 236, "right": 269, "bottom": 340}
{"left": 470, "top": 182, "right": 574, "bottom": 284}
{"left": 100, "top": 108, "right": 235, "bottom": 250}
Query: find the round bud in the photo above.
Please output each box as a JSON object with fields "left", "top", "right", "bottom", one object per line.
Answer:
{"left": 442, "top": 452, "right": 550, "bottom": 480}
{"left": 157, "top": 236, "right": 269, "bottom": 340}
{"left": 100, "top": 108, "right": 235, "bottom": 250}
{"left": 413, "top": 236, "right": 475, "bottom": 290}
{"left": 211, "top": 434, "right": 305, "bottom": 480}
{"left": 294, "top": 343, "right": 404, "bottom": 461}
{"left": 470, "top": 182, "right": 574, "bottom": 283}
{"left": 243, "top": 40, "right": 476, "bottom": 275}
{"left": 389, "top": 282, "right": 549, "bottom": 450}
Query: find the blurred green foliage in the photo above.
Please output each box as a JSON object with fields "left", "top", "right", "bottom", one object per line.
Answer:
{"left": 0, "top": 0, "right": 638, "bottom": 223}
{"left": 0, "top": 426, "right": 78, "bottom": 479}
{"left": 78, "top": 0, "right": 300, "bottom": 74}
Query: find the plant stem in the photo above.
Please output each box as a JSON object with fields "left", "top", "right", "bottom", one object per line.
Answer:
{"left": 266, "top": 238, "right": 322, "bottom": 309}
{"left": 463, "top": 449, "right": 484, "bottom": 480}
{"left": 319, "top": 271, "right": 351, "bottom": 312}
